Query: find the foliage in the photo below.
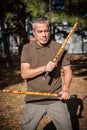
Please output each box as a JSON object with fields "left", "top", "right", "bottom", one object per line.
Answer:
{"left": 21, "top": 0, "right": 47, "bottom": 19}
{"left": 46, "top": 11, "right": 87, "bottom": 29}
{"left": 47, "top": 12, "right": 68, "bottom": 23}
{"left": 70, "top": 15, "right": 86, "bottom": 28}
{"left": 1, "top": 0, "right": 86, "bottom": 28}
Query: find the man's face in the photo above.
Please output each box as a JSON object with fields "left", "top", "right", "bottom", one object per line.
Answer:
{"left": 33, "top": 23, "right": 50, "bottom": 46}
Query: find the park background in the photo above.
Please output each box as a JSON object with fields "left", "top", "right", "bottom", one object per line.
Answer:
{"left": 0, "top": 0, "right": 87, "bottom": 130}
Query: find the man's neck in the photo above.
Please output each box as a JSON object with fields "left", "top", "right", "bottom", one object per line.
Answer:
{"left": 37, "top": 41, "right": 51, "bottom": 47}
{"left": 37, "top": 42, "right": 43, "bottom": 47}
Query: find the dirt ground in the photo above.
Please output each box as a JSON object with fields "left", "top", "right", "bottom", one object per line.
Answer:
{"left": 0, "top": 54, "right": 87, "bottom": 130}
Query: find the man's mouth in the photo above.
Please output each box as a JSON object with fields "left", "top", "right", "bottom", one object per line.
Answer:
{"left": 41, "top": 38, "right": 47, "bottom": 41}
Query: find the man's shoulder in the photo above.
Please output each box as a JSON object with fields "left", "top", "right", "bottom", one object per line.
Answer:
{"left": 23, "top": 42, "right": 36, "bottom": 48}
{"left": 51, "top": 40, "right": 61, "bottom": 45}
{"left": 51, "top": 40, "right": 62, "bottom": 48}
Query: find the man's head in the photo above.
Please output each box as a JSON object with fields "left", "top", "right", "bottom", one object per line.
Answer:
{"left": 32, "top": 17, "right": 50, "bottom": 46}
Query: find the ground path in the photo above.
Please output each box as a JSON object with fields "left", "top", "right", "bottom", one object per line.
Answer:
{"left": 0, "top": 55, "right": 87, "bottom": 130}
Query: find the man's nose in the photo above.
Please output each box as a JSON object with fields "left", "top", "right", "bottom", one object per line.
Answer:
{"left": 42, "top": 31, "right": 46, "bottom": 36}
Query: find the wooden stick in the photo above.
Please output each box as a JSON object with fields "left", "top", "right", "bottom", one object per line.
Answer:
{"left": 3, "top": 89, "right": 60, "bottom": 97}
{"left": 44, "top": 22, "right": 78, "bottom": 79}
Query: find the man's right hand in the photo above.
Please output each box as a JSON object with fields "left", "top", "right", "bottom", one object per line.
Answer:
{"left": 45, "top": 61, "right": 57, "bottom": 72}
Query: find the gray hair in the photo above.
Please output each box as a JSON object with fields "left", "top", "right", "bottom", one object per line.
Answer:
{"left": 32, "top": 17, "right": 49, "bottom": 29}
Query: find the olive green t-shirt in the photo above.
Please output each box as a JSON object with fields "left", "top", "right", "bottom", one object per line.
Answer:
{"left": 21, "top": 40, "right": 70, "bottom": 104}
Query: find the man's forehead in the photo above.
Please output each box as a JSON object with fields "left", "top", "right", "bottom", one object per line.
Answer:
{"left": 35, "top": 22, "right": 48, "bottom": 26}
{"left": 33, "top": 21, "right": 49, "bottom": 29}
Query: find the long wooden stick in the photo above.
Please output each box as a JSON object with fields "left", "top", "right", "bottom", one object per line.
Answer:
{"left": 3, "top": 24, "right": 78, "bottom": 98}
{"left": 3, "top": 89, "right": 60, "bottom": 97}
{"left": 44, "top": 22, "right": 78, "bottom": 79}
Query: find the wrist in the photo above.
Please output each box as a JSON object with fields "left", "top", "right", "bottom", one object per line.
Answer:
{"left": 62, "top": 86, "right": 69, "bottom": 92}
{"left": 43, "top": 65, "right": 46, "bottom": 72}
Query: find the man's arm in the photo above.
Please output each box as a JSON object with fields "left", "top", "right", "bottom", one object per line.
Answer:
{"left": 21, "top": 63, "right": 46, "bottom": 79}
{"left": 21, "top": 61, "right": 57, "bottom": 79}
{"left": 59, "top": 65, "right": 72, "bottom": 100}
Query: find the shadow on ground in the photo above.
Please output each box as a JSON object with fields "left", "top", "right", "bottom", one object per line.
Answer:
{"left": 0, "top": 56, "right": 23, "bottom": 90}
{"left": 0, "top": 54, "right": 87, "bottom": 130}
{"left": 70, "top": 54, "right": 87, "bottom": 80}
{"left": 67, "top": 95, "right": 84, "bottom": 130}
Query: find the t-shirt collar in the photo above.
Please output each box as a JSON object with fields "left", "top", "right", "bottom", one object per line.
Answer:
{"left": 35, "top": 41, "right": 51, "bottom": 49}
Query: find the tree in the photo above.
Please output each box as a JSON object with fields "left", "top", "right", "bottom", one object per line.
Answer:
{"left": 0, "top": 0, "right": 87, "bottom": 64}
{"left": 0, "top": 0, "right": 29, "bottom": 67}
{"left": 21, "top": 0, "right": 47, "bottom": 20}
{"left": 0, "top": 0, "right": 13, "bottom": 67}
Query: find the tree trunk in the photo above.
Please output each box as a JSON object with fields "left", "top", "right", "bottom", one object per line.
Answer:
{"left": 1, "top": 22, "right": 12, "bottom": 68}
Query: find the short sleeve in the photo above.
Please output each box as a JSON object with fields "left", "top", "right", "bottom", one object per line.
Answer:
{"left": 21, "top": 44, "right": 30, "bottom": 63}
{"left": 61, "top": 50, "right": 71, "bottom": 67}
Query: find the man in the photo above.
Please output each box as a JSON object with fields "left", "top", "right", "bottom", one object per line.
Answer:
{"left": 21, "top": 17, "right": 72, "bottom": 130}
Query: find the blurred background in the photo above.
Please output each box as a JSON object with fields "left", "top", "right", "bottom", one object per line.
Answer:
{"left": 0, "top": 1, "right": 87, "bottom": 130}
{"left": 0, "top": 0, "right": 87, "bottom": 67}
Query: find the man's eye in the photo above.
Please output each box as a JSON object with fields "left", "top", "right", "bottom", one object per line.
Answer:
{"left": 45, "top": 30, "right": 49, "bottom": 32}
{"left": 37, "top": 30, "right": 49, "bottom": 33}
{"left": 37, "top": 31, "right": 42, "bottom": 33}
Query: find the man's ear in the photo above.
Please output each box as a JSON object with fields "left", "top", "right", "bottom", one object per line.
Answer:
{"left": 32, "top": 30, "right": 35, "bottom": 37}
